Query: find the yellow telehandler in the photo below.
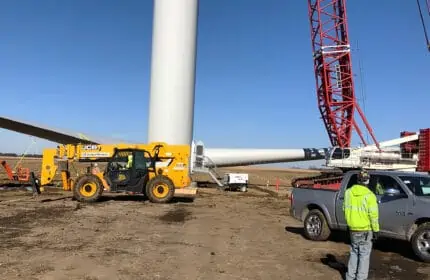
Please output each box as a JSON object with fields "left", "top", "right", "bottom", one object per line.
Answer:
{"left": 40, "top": 142, "right": 197, "bottom": 203}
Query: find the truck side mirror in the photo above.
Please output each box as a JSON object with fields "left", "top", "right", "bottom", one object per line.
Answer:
{"left": 384, "top": 188, "right": 401, "bottom": 196}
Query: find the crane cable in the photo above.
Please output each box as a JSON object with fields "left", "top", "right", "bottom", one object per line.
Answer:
{"left": 417, "top": 0, "right": 430, "bottom": 52}
{"left": 13, "top": 137, "right": 36, "bottom": 170}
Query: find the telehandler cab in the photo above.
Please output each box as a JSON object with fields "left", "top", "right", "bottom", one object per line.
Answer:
{"left": 74, "top": 145, "right": 176, "bottom": 203}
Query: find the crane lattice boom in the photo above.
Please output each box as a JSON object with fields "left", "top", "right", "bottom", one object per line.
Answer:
{"left": 307, "top": 0, "right": 379, "bottom": 149}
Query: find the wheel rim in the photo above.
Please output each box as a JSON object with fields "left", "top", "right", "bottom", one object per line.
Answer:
{"left": 416, "top": 229, "right": 430, "bottom": 258}
{"left": 153, "top": 183, "right": 169, "bottom": 198}
{"left": 80, "top": 182, "right": 97, "bottom": 197}
{"left": 306, "top": 214, "right": 322, "bottom": 237}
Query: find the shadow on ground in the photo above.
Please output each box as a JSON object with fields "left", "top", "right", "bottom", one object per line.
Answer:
{"left": 86, "top": 194, "right": 195, "bottom": 204}
{"left": 285, "top": 226, "right": 428, "bottom": 280}
{"left": 285, "top": 226, "right": 420, "bottom": 260}
{"left": 320, "top": 254, "right": 346, "bottom": 280}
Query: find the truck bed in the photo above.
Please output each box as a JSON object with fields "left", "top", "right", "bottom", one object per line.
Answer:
{"left": 290, "top": 186, "right": 341, "bottom": 228}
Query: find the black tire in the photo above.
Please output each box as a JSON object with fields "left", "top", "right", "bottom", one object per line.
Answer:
{"left": 411, "top": 222, "right": 430, "bottom": 263}
{"left": 145, "top": 175, "right": 175, "bottom": 203}
{"left": 303, "top": 209, "right": 331, "bottom": 241}
{"left": 73, "top": 174, "right": 104, "bottom": 203}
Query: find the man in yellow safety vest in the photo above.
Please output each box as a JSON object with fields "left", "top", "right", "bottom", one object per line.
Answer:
{"left": 343, "top": 169, "right": 380, "bottom": 280}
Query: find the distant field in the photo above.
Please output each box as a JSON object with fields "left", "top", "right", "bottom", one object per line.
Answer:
{"left": 0, "top": 157, "right": 321, "bottom": 188}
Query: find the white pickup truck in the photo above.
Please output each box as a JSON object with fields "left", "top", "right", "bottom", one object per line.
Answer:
{"left": 290, "top": 170, "right": 430, "bottom": 262}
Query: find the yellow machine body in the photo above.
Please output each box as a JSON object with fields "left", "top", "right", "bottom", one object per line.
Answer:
{"left": 40, "top": 142, "right": 196, "bottom": 201}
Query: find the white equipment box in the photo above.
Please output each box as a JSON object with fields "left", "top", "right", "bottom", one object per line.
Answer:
{"left": 223, "top": 173, "right": 249, "bottom": 192}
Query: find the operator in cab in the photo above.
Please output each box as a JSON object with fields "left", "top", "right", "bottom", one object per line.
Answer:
{"left": 343, "top": 169, "right": 380, "bottom": 280}
{"left": 126, "top": 154, "right": 133, "bottom": 169}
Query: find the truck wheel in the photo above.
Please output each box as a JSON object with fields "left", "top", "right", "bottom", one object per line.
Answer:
{"left": 146, "top": 175, "right": 175, "bottom": 203}
{"left": 411, "top": 223, "right": 430, "bottom": 263}
{"left": 303, "top": 209, "right": 331, "bottom": 241}
{"left": 73, "top": 174, "right": 104, "bottom": 203}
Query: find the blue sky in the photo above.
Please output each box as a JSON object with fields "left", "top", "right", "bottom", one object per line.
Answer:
{"left": 0, "top": 0, "right": 429, "bottom": 164}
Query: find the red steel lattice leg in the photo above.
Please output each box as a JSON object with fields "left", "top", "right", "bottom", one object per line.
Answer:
{"left": 307, "top": 0, "right": 379, "bottom": 149}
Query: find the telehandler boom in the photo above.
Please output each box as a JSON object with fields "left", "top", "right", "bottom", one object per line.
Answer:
{"left": 40, "top": 142, "right": 197, "bottom": 203}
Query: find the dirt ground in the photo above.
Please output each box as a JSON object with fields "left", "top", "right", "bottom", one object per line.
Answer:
{"left": 0, "top": 188, "right": 429, "bottom": 279}
{"left": 0, "top": 158, "right": 429, "bottom": 279}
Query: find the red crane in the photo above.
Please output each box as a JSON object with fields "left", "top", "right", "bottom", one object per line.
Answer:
{"left": 307, "top": 0, "right": 379, "bottom": 149}
{"left": 291, "top": 1, "right": 430, "bottom": 190}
